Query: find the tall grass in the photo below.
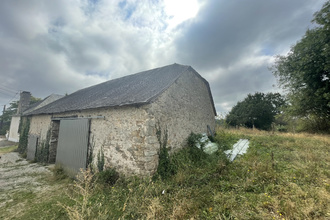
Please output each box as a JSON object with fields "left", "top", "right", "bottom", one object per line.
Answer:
{"left": 2, "top": 128, "right": 329, "bottom": 219}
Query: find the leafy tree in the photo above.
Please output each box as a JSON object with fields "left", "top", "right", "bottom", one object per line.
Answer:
{"left": 226, "top": 92, "right": 285, "bottom": 130}
{"left": 272, "top": 1, "right": 330, "bottom": 132}
{"left": 0, "top": 96, "right": 41, "bottom": 135}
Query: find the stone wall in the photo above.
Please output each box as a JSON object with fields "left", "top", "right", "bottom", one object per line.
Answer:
{"left": 29, "top": 115, "right": 52, "bottom": 140}
{"left": 27, "top": 69, "right": 216, "bottom": 176}
{"left": 51, "top": 107, "right": 154, "bottom": 175}
{"left": 145, "top": 69, "right": 216, "bottom": 152}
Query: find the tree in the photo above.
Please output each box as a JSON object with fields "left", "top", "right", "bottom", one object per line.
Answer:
{"left": 272, "top": 1, "right": 330, "bottom": 132}
{"left": 0, "top": 97, "right": 41, "bottom": 135}
{"left": 0, "top": 101, "right": 18, "bottom": 135}
{"left": 226, "top": 92, "right": 285, "bottom": 130}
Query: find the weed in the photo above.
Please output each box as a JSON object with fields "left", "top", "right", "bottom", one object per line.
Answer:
{"left": 186, "top": 132, "right": 208, "bottom": 162}
{"left": 1, "top": 129, "right": 329, "bottom": 219}
{"left": 51, "top": 164, "right": 69, "bottom": 181}
{"left": 214, "top": 128, "right": 240, "bottom": 151}
{"left": 17, "top": 117, "right": 30, "bottom": 154}
{"left": 58, "top": 168, "right": 106, "bottom": 220}
{"left": 153, "top": 123, "right": 176, "bottom": 180}
{"left": 35, "top": 128, "right": 51, "bottom": 163}
{"left": 96, "top": 167, "right": 119, "bottom": 186}
{"left": 97, "top": 146, "right": 105, "bottom": 172}
{"left": 87, "top": 135, "right": 94, "bottom": 170}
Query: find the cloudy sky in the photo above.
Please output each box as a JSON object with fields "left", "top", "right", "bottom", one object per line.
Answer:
{"left": 0, "top": 0, "right": 326, "bottom": 115}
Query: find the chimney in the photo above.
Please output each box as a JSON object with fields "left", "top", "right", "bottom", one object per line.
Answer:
{"left": 17, "top": 91, "right": 31, "bottom": 115}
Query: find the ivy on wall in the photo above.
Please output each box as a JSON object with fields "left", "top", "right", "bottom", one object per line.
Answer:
{"left": 35, "top": 128, "right": 51, "bottom": 163}
{"left": 17, "top": 117, "right": 30, "bottom": 155}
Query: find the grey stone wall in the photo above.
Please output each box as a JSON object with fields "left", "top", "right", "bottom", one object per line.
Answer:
{"left": 29, "top": 115, "right": 52, "bottom": 140}
{"left": 51, "top": 107, "right": 153, "bottom": 175}
{"left": 27, "top": 69, "right": 216, "bottom": 176}
{"left": 146, "top": 69, "right": 216, "bottom": 152}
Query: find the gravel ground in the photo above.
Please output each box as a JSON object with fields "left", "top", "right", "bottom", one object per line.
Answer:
{"left": 0, "top": 139, "right": 52, "bottom": 208}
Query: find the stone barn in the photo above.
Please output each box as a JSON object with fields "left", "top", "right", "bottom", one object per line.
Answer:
{"left": 25, "top": 64, "right": 216, "bottom": 175}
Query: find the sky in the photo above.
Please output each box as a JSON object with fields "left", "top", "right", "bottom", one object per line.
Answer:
{"left": 0, "top": 0, "right": 327, "bottom": 116}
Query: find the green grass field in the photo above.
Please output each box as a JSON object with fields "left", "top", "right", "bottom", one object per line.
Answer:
{"left": 1, "top": 128, "right": 329, "bottom": 219}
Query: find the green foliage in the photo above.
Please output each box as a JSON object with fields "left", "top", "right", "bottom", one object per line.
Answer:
{"left": 154, "top": 123, "right": 176, "bottom": 180}
{"left": 58, "top": 168, "right": 100, "bottom": 220}
{"left": 186, "top": 132, "right": 208, "bottom": 162}
{"left": 226, "top": 92, "right": 285, "bottom": 130}
{"left": 0, "top": 101, "right": 18, "bottom": 135}
{"left": 1, "top": 129, "right": 330, "bottom": 219}
{"left": 35, "top": 128, "right": 51, "bottom": 163}
{"left": 272, "top": 2, "right": 330, "bottom": 132}
{"left": 52, "top": 164, "right": 69, "bottom": 181}
{"left": 97, "top": 146, "right": 105, "bottom": 172}
{"left": 214, "top": 129, "right": 239, "bottom": 151}
{"left": 87, "top": 135, "right": 94, "bottom": 170}
{"left": 0, "top": 97, "right": 41, "bottom": 135}
{"left": 17, "top": 117, "right": 30, "bottom": 154}
{"left": 96, "top": 168, "right": 119, "bottom": 186}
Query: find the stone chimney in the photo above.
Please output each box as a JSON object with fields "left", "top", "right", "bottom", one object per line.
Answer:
{"left": 17, "top": 91, "right": 31, "bottom": 115}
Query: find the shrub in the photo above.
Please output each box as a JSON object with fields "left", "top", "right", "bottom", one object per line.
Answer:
{"left": 52, "top": 164, "right": 69, "bottom": 181}
{"left": 17, "top": 117, "right": 30, "bottom": 154}
{"left": 96, "top": 168, "right": 119, "bottom": 186}
{"left": 97, "top": 146, "right": 105, "bottom": 172}
{"left": 186, "top": 132, "right": 208, "bottom": 163}
{"left": 154, "top": 123, "right": 177, "bottom": 180}
{"left": 214, "top": 129, "right": 239, "bottom": 151}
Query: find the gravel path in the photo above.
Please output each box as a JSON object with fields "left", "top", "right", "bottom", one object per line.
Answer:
{"left": 0, "top": 139, "right": 53, "bottom": 209}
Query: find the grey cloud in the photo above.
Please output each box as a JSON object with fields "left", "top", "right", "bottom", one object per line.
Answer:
{"left": 174, "top": 0, "right": 325, "bottom": 113}
{"left": 0, "top": 0, "right": 326, "bottom": 114}
{"left": 175, "top": 0, "right": 324, "bottom": 71}
{"left": 0, "top": 0, "right": 169, "bottom": 107}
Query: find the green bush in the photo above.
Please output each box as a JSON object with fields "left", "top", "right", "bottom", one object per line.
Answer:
{"left": 214, "top": 129, "right": 239, "bottom": 151}
{"left": 17, "top": 117, "right": 30, "bottom": 154}
{"left": 96, "top": 168, "right": 119, "bottom": 186}
{"left": 186, "top": 132, "right": 208, "bottom": 163}
{"left": 153, "top": 123, "right": 177, "bottom": 181}
{"left": 52, "top": 164, "right": 69, "bottom": 181}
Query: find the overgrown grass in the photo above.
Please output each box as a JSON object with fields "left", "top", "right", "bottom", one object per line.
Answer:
{"left": 0, "top": 145, "right": 17, "bottom": 155}
{"left": 1, "top": 128, "right": 329, "bottom": 219}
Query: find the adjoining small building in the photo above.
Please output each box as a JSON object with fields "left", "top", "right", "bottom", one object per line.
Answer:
{"left": 25, "top": 64, "right": 217, "bottom": 176}
{"left": 7, "top": 92, "right": 63, "bottom": 142}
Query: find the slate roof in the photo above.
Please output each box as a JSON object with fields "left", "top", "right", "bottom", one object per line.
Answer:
{"left": 27, "top": 64, "right": 216, "bottom": 115}
{"left": 23, "top": 94, "right": 64, "bottom": 115}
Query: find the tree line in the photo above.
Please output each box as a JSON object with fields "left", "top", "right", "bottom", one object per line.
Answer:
{"left": 226, "top": 1, "right": 329, "bottom": 133}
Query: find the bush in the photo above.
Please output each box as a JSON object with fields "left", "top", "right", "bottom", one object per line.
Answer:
{"left": 17, "top": 117, "right": 30, "bottom": 154}
{"left": 96, "top": 168, "right": 119, "bottom": 186}
{"left": 186, "top": 132, "right": 208, "bottom": 163}
{"left": 153, "top": 123, "right": 177, "bottom": 181}
{"left": 52, "top": 164, "right": 69, "bottom": 181}
{"left": 214, "top": 129, "right": 239, "bottom": 151}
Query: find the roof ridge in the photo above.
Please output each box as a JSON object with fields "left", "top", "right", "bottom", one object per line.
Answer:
{"left": 26, "top": 64, "right": 202, "bottom": 115}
